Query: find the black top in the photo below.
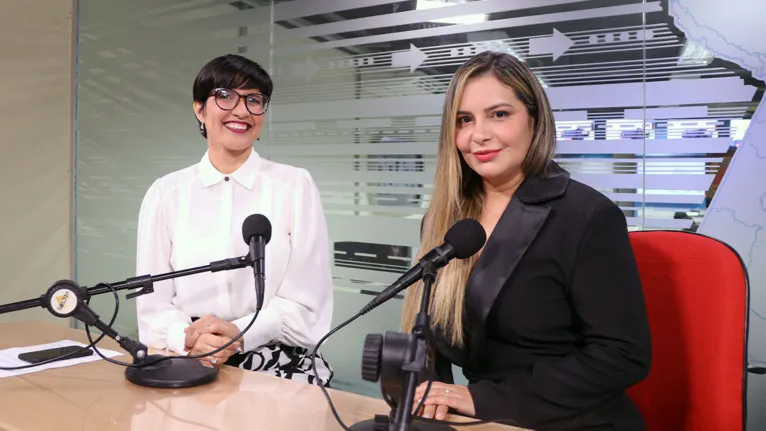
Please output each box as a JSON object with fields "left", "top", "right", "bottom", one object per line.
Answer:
{"left": 428, "top": 163, "right": 652, "bottom": 431}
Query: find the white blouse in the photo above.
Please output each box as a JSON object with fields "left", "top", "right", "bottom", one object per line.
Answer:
{"left": 135, "top": 148, "right": 333, "bottom": 355}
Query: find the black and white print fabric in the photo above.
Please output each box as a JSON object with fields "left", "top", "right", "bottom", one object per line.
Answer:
{"left": 224, "top": 342, "right": 333, "bottom": 387}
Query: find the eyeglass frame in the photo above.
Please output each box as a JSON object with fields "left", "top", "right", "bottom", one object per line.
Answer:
{"left": 208, "top": 88, "right": 271, "bottom": 116}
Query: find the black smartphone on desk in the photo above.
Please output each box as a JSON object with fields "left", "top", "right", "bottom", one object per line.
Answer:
{"left": 17, "top": 345, "right": 94, "bottom": 364}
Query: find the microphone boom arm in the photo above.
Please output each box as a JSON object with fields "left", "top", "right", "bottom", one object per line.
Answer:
{"left": 0, "top": 254, "right": 253, "bottom": 388}
{"left": 391, "top": 260, "right": 438, "bottom": 430}
{"left": 41, "top": 279, "right": 150, "bottom": 362}
{"left": 352, "top": 261, "right": 456, "bottom": 431}
{"left": 0, "top": 255, "right": 251, "bottom": 316}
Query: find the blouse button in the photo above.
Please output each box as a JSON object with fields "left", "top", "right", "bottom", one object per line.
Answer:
{"left": 224, "top": 176, "right": 230, "bottom": 181}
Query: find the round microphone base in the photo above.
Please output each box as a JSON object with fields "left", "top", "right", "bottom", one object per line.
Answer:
{"left": 348, "top": 418, "right": 456, "bottom": 431}
{"left": 125, "top": 355, "right": 219, "bottom": 388}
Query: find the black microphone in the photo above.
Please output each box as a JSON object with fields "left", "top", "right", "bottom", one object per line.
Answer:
{"left": 0, "top": 215, "right": 273, "bottom": 390}
{"left": 242, "top": 214, "right": 272, "bottom": 311}
{"left": 359, "top": 218, "right": 486, "bottom": 315}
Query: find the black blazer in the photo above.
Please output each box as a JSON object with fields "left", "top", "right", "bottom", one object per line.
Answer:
{"left": 428, "top": 163, "right": 652, "bottom": 431}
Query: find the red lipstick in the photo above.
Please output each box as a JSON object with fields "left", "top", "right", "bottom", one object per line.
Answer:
{"left": 473, "top": 149, "right": 501, "bottom": 162}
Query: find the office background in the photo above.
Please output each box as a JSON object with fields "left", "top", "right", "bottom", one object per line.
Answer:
{"left": 1, "top": 0, "right": 765, "bottom": 428}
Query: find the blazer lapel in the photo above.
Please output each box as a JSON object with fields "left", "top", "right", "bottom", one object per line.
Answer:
{"left": 463, "top": 163, "right": 570, "bottom": 366}
{"left": 464, "top": 199, "right": 550, "bottom": 365}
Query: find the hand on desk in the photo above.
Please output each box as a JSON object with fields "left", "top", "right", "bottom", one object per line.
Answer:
{"left": 185, "top": 314, "right": 241, "bottom": 348}
{"left": 184, "top": 315, "right": 243, "bottom": 366}
{"left": 415, "top": 381, "right": 475, "bottom": 420}
{"left": 188, "top": 333, "right": 241, "bottom": 366}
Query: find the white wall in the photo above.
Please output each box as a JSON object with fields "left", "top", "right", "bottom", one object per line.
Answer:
{"left": 0, "top": 0, "right": 73, "bottom": 324}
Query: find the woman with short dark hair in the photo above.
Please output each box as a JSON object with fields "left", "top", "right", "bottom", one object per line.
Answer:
{"left": 135, "top": 54, "right": 334, "bottom": 386}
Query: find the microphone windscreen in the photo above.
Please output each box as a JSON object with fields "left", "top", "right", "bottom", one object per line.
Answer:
{"left": 444, "top": 218, "right": 486, "bottom": 259}
{"left": 242, "top": 214, "right": 273, "bottom": 245}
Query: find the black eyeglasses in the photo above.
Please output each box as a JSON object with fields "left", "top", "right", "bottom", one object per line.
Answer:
{"left": 210, "top": 88, "right": 270, "bottom": 115}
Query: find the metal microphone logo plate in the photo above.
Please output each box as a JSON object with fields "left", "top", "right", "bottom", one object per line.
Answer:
{"left": 51, "top": 289, "right": 77, "bottom": 315}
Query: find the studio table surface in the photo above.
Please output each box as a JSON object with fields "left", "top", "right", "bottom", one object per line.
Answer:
{"left": 0, "top": 321, "right": 525, "bottom": 431}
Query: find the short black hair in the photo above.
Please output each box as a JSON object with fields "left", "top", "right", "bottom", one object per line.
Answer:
{"left": 192, "top": 54, "right": 273, "bottom": 137}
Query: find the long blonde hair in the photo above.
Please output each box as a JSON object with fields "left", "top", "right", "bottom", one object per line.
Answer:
{"left": 400, "top": 51, "right": 557, "bottom": 347}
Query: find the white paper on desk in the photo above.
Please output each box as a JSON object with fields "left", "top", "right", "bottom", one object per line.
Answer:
{"left": 0, "top": 340, "right": 123, "bottom": 379}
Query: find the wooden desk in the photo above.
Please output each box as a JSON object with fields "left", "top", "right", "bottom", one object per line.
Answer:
{"left": 0, "top": 322, "right": 523, "bottom": 431}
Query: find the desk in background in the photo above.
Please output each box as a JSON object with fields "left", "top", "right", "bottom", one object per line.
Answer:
{"left": 0, "top": 322, "right": 523, "bottom": 431}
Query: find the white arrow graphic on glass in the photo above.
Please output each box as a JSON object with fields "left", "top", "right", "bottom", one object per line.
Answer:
{"left": 528, "top": 28, "right": 574, "bottom": 61}
{"left": 291, "top": 57, "right": 319, "bottom": 81}
{"left": 391, "top": 44, "right": 427, "bottom": 71}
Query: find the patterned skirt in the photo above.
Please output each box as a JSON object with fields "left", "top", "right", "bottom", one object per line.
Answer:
{"left": 223, "top": 342, "right": 334, "bottom": 387}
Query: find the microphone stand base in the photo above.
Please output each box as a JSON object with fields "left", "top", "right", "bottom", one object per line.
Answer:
{"left": 348, "top": 417, "right": 457, "bottom": 431}
{"left": 125, "top": 355, "right": 219, "bottom": 388}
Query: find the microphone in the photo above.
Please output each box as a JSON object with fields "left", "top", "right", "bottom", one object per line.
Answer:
{"left": 242, "top": 214, "right": 272, "bottom": 311}
{"left": 306, "top": 218, "right": 482, "bottom": 430}
{"left": 359, "top": 218, "right": 486, "bottom": 315}
{"left": 0, "top": 215, "right": 269, "bottom": 390}
{"left": 341, "top": 218, "right": 485, "bottom": 431}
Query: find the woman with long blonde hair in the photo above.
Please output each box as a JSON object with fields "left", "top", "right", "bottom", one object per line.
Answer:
{"left": 402, "top": 51, "right": 651, "bottom": 430}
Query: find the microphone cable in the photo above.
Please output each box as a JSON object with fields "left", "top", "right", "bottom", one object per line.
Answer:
{"left": 0, "top": 279, "right": 260, "bottom": 372}
{"left": 307, "top": 312, "right": 440, "bottom": 430}
{"left": 83, "top": 284, "right": 261, "bottom": 369}
{"left": 0, "top": 282, "right": 119, "bottom": 371}
{"left": 309, "top": 313, "right": 525, "bottom": 430}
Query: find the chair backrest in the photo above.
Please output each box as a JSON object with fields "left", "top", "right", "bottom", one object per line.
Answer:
{"left": 626, "top": 231, "right": 749, "bottom": 431}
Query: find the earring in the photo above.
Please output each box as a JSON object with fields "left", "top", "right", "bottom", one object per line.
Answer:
{"left": 199, "top": 123, "right": 206, "bottom": 135}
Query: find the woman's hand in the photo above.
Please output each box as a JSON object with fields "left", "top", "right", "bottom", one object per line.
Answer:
{"left": 189, "top": 333, "right": 241, "bottom": 366}
{"left": 414, "top": 382, "right": 476, "bottom": 420}
{"left": 185, "top": 314, "right": 242, "bottom": 351}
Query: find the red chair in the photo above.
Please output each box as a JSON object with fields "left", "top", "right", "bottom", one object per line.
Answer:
{"left": 626, "top": 230, "right": 765, "bottom": 430}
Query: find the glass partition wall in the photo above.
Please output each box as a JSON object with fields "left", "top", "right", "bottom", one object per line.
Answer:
{"left": 75, "top": 0, "right": 763, "bottom": 397}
